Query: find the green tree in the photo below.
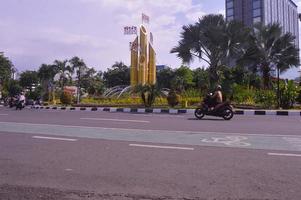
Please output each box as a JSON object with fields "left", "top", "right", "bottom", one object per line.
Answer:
{"left": 171, "top": 14, "right": 249, "bottom": 87}
{"left": 53, "top": 59, "right": 72, "bottom": 90}
{"left": 19, "top": 71, "right": 39, "bottom": 91}
{"left": 5, "top": 80, "right": 22, "bottom": 97}
{"left": 70, "top": 56, "right": 87, "bottom": 103}
{"left": 103, "top": 62, "right": 130, "bottom": 88}
{"left": 135, "top": 84, "right": 160, "bottom": 107}
{"left": 156, "top": 67, "right": 175, "bottom": 89}
{"left": 173, "top": 65, "right": 193, "bottom": 91}
{"left": 0, "top": 53, "right": 14, "bottom": 90}
{"left": 193, "top": 67, "right": 209, "bottom": 95}
{"left": 240, "top": 23, "right": 299, "bottom": 89}
{"left": 37, "top": 64, "right": 58, "bottom": 100}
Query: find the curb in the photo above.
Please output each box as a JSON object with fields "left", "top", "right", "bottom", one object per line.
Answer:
{"left": 31, "top": 106, "right": 301, "bottom": 116}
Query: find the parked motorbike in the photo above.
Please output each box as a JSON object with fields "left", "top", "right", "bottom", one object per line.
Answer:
{"left": 194, "top": 93, "right": 234, "bottom": 120}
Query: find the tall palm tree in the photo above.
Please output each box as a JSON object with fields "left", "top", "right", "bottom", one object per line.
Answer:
{"left": 69, "top": 56, "right": 87, "bottom": 103}
{"left": 53, "top": 59, "right": 73, "bottom": 90}
{"left": 37, "top": 64, "right": 58, "bottom": 100}
{"left": 171, "top": 14, "right": 249, "bottom": 88}
{"left": 240, "top": 23, "right": 299, "bottom": 89}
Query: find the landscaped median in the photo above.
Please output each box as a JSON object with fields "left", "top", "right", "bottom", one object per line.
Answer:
{"left": 30, "top": 106, "right": 301, "bottom": 116}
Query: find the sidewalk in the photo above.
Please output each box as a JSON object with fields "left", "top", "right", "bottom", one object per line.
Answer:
{"left": 31, "top": 106, "right": 301, "bottom": 116}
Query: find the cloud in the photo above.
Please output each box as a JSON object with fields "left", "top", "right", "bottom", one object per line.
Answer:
{"left": 0, "top": 0, "right": 208, "bottom": 72}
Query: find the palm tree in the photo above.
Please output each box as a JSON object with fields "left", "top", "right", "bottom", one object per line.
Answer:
{"left": 69, "top": 56, "right": 87, "bottom": 103}
{"left": 134, "top": 84, "right": 160, "bottom": 107}
{"left": 240, "top": 23, "right": 299, "bottom": 89}
{"left": 53, "top": 60, "right": 73, "bottom": 90}
{"left": 171, "top": 14, "right": 249, "bottom": 88}
{"left": 37, "top": 64, "right": 58, "bottom": 100}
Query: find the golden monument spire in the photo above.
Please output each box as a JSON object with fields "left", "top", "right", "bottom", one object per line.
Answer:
{"left": 130, "top": 24, "right": 156, "bottom": 87}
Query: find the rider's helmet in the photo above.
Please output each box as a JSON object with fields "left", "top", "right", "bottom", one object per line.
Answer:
{"left": 216, "top": 85, "right": 222, "bottom": 91}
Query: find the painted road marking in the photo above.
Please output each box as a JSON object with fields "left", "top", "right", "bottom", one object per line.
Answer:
{"left": 32, "top": 136, "right": 77, "bottom": 142}
{"left": 2, "top": 122, "right": 301, "bottom": 152}
{"left": 129, "top": 144, "right": 194, "bottom": 150}
{"left": 201, "top": 136, "right": 251, "bottom": 147}
{"left": 65, "top": 168, "right": 73, "bottom": 171}
{"left": 0, "top": 114, "right": 8, "bottom": 116}
{"left": 80, "top": 118, "right": 150, "bottom": 123}
{"left": 283, "top": 137, "right": 301, "bottom": 150}
{"left": 268, "top": 153, "right": 301, "bottom": 157}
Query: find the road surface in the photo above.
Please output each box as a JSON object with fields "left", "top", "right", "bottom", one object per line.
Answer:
{"left": 0, "top": 107, "right": 301, "bottom": 200}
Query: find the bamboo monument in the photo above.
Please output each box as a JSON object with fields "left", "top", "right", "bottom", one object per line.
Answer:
{"left": 130, "top": 25, "right": 156, "bottom": 87}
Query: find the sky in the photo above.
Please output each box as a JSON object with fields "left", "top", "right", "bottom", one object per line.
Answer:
{"left": 1, "top": 0, "right": 301, "bottom": 79}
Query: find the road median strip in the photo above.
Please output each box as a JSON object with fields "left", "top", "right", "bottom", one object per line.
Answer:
{"left": 31, "top": 106, "right": 301, "bottom": 116}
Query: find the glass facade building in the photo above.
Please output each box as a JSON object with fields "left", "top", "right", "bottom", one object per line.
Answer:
{"left": 226, "top": 0, "right": 299, "bottom": 46}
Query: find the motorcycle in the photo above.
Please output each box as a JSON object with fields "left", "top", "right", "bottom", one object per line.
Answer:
{"left": 194, "top": 93, "right": 234, "bottom": 120}
{"left": 16, "top": 100, "right": 25, "bottom": 110}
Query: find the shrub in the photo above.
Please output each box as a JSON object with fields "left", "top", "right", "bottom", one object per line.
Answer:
{"left": 279, "top": 81, "right": 299, "bottom": 109}
{"left": 254, "top": 90, "right": 276, "bottom": 108}
{"left": 60, "top": 91, "right": 73, "bottom": 105}
{"left": 167, "top": 90, "right": 181, "bottom": 107}
{"left": 232, "top": 85, "right": 255, "bottom": 105}
{"left": 297, "top": 89, "right": 301, "bottom": 104}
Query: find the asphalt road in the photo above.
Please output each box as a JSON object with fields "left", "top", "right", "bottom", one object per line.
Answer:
{"left": 0, "top": 107, "right": 301, "bottom": 200}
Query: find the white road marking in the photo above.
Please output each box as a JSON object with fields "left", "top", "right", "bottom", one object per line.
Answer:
{"left": 201, "top": 136, "right": 251, "bottom": 147}
{"left": 0, "top": 114, "right": 8, "bottom": 116}
{"left": 268, "top": 153, "right": 301, "bottom": 157}
{"left": 65, "top": 168, "right": 73, "bottom": 171}
{"left": 32, "top": 136, "right": 77, "bottom": 141}
{"left": 80, "top": 118, "right": 150, "bottom": 123}
{"left": 129, "top": 144, "right": 194, "bottom": 150}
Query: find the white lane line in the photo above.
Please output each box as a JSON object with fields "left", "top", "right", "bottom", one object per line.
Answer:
{"left": 129, "top": 144, "right": 194, "bottom": 150}
{"left": 268, "top": 153, "right": 301, "bottom": 157}
{"left": 0, "top": 114, "right": 8, "bottom": 116}
{"left": 80, "top": 118, "right": 150, "bottom": 123}
{"left": 32, "top": 136, "right": 77, "bottom": 142}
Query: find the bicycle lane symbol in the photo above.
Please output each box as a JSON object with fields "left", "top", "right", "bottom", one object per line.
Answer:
{"left": 200, "top": 136, "right": 251, "bottom": 147}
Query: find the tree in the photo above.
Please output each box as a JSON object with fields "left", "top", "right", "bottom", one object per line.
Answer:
{"left": 103, "top": 62, "right": 130, "bottom": 88}
{"left": 0, "top": 53, "right": 14, "bottom": 90}
{"left": 134, "top": 84, "right": 160, "bottom": 107}
{"left": 193, "top": 68, "right": 209, "bottom": 94}
{"left": 240, "top": 23, "right": 299, "bottom": 89}
{"left": 19, "top": 71, "right": 39, "bottom": 91}
{"left": 171, "top": 14, "right": 249, "bottom": 87}
{"left": 53, "top": 59, "right": 72, "bottom": 90}
{"left": 156, "top": 67, "right": 175, "bottom": 89}
{"left": 37, "top": 64, "right": 58, "bottom": 100}
{"left": 70, "top": 56, "right": 87, "bottom": 103}
{"left": 6, "top": 80, "right": 22, "bottom": 97}
{"left": 173, "top": 66, "right": 193, "bottom": 91}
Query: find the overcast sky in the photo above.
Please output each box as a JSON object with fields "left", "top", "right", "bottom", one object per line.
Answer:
{"left": 1, "top": 0, "right": 301, "bottom": 79}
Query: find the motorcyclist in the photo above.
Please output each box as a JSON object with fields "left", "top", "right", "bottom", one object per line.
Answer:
{"left": 18, "top": 92, "right": 26, "bottom": 108}
{"left": 211, "top": 85, "right": 223, "bottom": 110}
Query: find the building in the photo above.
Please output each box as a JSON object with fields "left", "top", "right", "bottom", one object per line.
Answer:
{"left": 156, "top": 65, "right": 168, "bottom": 72}
{"left": 226, "top": 0, "right": 299, "bottom": 46}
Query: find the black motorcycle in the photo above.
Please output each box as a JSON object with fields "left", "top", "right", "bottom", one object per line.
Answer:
{"left": 16, "top": 100, "right": 25, "bottom": 110}
{"left": 194, "top": 93, "right": 234, "bottom": 120}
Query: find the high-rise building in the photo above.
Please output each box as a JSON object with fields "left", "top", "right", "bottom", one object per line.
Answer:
{"left": 226, "top": 0, "right": 299, "bottom": 46}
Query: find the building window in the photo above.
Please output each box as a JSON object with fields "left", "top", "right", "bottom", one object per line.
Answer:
{"left": 226, "top": 1, "right": 233, "bottom": 8}
{"left": 227, "top": 8, "right": 234, "bottom": 16}
{"left": 253, "top": 9, "right": 261, "bottom": 17}
{"left": 226, "top": 0, "right": 234, "bottom": 21}
{"left": 227, "top": 16, "right": 234, "bottom": 21}
{"left": 253, "top": 0, "right": 261, "bottom": 9}
{"left": 253, "top": 17, "right": 261, "bottom": 23}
